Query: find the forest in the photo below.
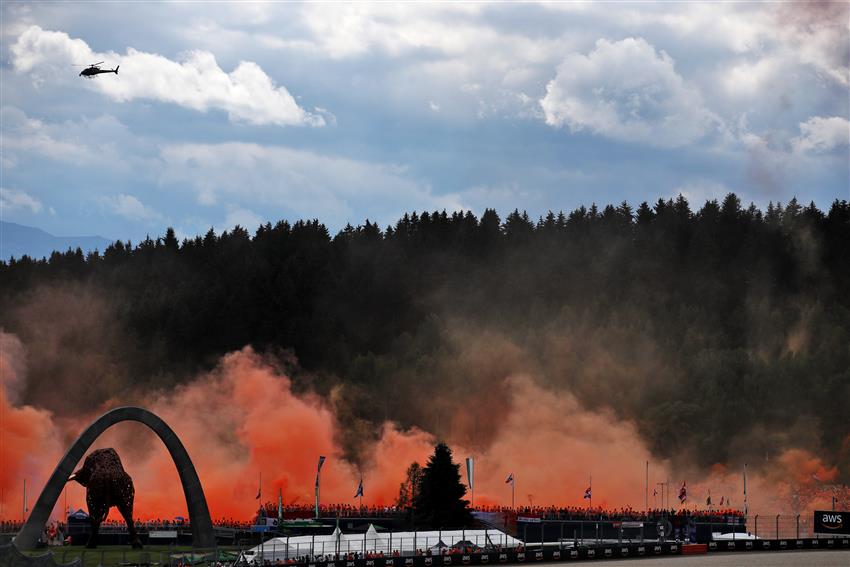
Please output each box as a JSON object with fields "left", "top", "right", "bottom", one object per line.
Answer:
{"left": 2, "top": 194, "right": 849, "bottom": 482}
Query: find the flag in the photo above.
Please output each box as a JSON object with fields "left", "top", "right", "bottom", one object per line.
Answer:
{"left": 315, "top": 455, "right": 326, "bottom": 487}
{"left": 255, "top": 488, "right": 261, "bottom": 499}
{"left": 678, "top": 481, "right": 687, "bottom": 503}
{"left": 583, "top": 486, "right": 592, "bottom": 499}
{"left": 355, "top": 478, "right": 364, "bottom": 498}
{"left": 706, "top": 493, "right": 712, "bottom": 506}
{"left": 653, "top": 488, "right": 657, "bottom": 497}
{"left": 505, "top": 473, "right": 514, "bottom": 484}
{"left": 466, "top": 457, "right": 474, "bottom": 491}
{"left": 719, "top": 496, "right": 724, "bottom": 506}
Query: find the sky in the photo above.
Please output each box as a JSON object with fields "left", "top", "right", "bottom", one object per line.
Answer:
{"left": 1, "top": 1, "right": 848, "bottom": 243}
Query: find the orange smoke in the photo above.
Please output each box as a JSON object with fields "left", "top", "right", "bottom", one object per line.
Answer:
{"left": 56, "top": 348, "right": 437, "bottom": 520}
{"left": 1, "top": 333, "right": 846, "bottom": 522}
{"left": 459, "top": 375, "right": 659, "bottom": 509}
{"left": 0, "top": 333, "right": 64, "bottom": 520}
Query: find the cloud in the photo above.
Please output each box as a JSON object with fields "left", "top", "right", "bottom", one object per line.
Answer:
{"left": 99, "top": 194, "right": 163, "bottom": 223}
{"left": 792, "top": 116, "right": 850, "bottom": 154}
{"left": 10, "top": 26, "right": 324, "bottom": 127}
{"left": 1, "top": 187, "right": 43, "bottom": 214}
{"left": 1, "top": 107, "right": 145, "bottom": 170}
{"left": 673, "top": 179, "right": 732, "bottom": 205}
{"left": 540, "top": 38, "right": 718, "bottom": 147}
{"left": 159, "top": 142, "right": 464, "bottom": 227}
{"left": 223, "top": 206, "right": 263, "bottom": 231}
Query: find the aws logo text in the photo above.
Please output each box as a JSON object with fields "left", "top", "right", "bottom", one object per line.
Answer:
{"left": 821, "top": 514, "right": 843, "bottom": 529}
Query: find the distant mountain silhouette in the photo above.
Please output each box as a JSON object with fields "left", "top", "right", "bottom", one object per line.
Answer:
{"left": 1, "top": 221, "right": 112, "bottom": 261}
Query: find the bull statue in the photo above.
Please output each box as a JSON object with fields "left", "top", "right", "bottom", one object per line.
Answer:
{"left": 68, "top": 448, "right": 142, "bottom": 548}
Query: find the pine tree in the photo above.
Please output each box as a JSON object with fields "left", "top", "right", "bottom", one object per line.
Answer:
{"left": 396, "top": 462, "right": 423, "bottom": 509}
{"left": 414, "top": 443, "right": 472, "bottom": 528}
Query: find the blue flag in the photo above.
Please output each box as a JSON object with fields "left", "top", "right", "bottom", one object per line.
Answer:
{"left": 355, "top": 478, "right": 364, "bottom": 498}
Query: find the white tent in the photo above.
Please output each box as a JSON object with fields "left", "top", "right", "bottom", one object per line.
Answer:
{"left": 246, "top": 525, "right": 522, "bottom": 562}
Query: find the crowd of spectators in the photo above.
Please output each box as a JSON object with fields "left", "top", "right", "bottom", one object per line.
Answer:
{"left": 2, "top": 503, "right": 747, "bottom": 537}
{"left": 499, "top": 505, "right": 744, "bottom": 522}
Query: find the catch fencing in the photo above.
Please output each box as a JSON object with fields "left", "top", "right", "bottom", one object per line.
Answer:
{"left": 693, "top": 514, "right": 826, "bottom": 540}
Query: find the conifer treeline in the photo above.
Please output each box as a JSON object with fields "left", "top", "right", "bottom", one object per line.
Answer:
{"left": 2, "top": 195, "right": 849, "bottom": 478}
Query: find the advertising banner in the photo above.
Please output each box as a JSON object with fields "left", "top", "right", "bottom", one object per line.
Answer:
{"left": 814, "top": 511, "right": 848, "bottom": 535}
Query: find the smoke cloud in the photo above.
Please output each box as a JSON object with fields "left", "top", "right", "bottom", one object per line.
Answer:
{"left": 2, "top": 330, "right": 845, "bottom": 522}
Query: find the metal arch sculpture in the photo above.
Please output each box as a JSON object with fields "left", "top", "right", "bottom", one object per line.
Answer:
{"left": 15, "top": 407, "right": 215, "bottom": 550}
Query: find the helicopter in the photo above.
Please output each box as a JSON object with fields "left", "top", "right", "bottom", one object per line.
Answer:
{"left": 75, "top": 61, "right": 119, "bottom": 78}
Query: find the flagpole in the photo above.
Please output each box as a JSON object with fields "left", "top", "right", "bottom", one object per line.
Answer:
{"left": 512, "top": 476, "right": 515, "bottom": 509}
{"left": 589, "top": 474, "right": 592, "bottom": 511}
{"left": 22, "top": 478, "right": 26, "bottom": 522}
{"left": 743, "top": 464, "right": 748, "bottom": 517}
{"left": 645, "top": 461, "right": 648, "bottom": 514}
{"left": 315, "top": 456, "right": 325, "bottom": 520}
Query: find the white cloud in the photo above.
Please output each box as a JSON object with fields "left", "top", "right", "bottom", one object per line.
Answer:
{"left": 540, "top": 37, "right": 718, "bottom": 147}
{"left": 673, "top": 180, "right": 732, "bottom": 205}
{"left": 792, "top": 116, "right": 850, "bottom": 154}
{"left": 1, "top": 107, "right": 147, "bottom": 171}
{"left": 10, "top": 26, "right": 324, "bottom": 127}
{"left": 1, "top": 187, "right": 43, "bottom": 214}
{"left": 99, "top": 194, "right": 163, "bottom": 223}
{"left": 223, "top": 206, "right": 263, "bottom": 231}
{"left": 159, "top": 142, "right": 463, "bottom": 226}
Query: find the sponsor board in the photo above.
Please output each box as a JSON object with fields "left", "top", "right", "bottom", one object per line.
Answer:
{"left": 815, "top": 511, "right": 848, "bottom": 535}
